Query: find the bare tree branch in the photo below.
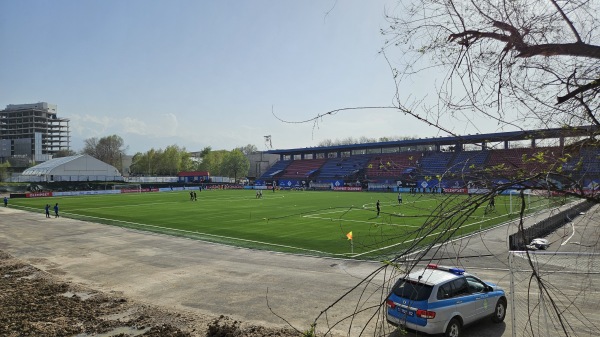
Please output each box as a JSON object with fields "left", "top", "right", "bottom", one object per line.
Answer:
{"left": 557, "top": 78, "right": 600, "bottom": 105}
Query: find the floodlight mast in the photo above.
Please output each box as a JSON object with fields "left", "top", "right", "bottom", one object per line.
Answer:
{"left": 264, "top": 135, "right": 272, "bottom": 150}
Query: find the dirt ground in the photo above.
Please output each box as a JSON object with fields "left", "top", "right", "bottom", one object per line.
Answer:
{"left": 0, "top": 249, "right": 299, "bottom": 337}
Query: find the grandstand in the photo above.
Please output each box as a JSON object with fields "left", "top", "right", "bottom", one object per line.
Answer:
{"left": 419, "top": 151, "right": 455, "bottom": 176}
{"left": 580, "top": 147, "right": 600, "bottom": 174}
{"left": 316, "top": 155, "right": 371, "bottom": 180}
{"left": 564, "top": 145, "right": 600, "bottom": 176}
{"left": 259, "top": 159, "right": 291, "bottom": 180}
{"left": 279, "top": 158, "right": 327, "bottom": 180}
{"left": 448, "top": 150, "right": 489, "bottom": 174}
{"left": 364, "top": 152, "right": 419, "bottom": 178}
{"left": 255, "top": 126, "right": 600, "bottom": 191}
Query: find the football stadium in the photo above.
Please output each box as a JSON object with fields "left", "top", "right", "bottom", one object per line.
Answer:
{"left": 3, "top": 125, "right": 600, "bottom": 337}
{"left": 7, "top": 126, "right": 599, "bottom": 259}
{"left": 3, "top": 2, "right": 600, "bottom": 336}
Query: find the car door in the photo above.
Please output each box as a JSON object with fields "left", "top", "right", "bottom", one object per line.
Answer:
{"left": 450, "top": 277, "right": 482, "bottom": 325}
{"left": 465, "top": 275, "right": 494, "bottom": 319}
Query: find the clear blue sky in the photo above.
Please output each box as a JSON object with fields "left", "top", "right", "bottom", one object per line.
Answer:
{"left": 0, "top": 0, "right": 497, "bottom": 154}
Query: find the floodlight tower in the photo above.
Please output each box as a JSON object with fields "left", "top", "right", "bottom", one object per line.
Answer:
{"left": 256, "top": 135, "right": 272, "bottom": 179}
{"left": 264, "top": 135, "right": 272, "bottom": 150}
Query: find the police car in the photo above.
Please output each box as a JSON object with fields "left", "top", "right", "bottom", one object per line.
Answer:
{"left": 386, "top": 264, "right": 506, "bottom": 337}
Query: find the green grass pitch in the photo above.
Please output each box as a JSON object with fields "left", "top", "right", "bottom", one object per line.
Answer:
{"left": 9, "top": 190, "right": 554, "bottom": 259}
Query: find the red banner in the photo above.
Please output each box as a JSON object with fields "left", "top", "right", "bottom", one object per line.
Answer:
{"left": 26, "top": 192, "right": 53, "bottom": 198}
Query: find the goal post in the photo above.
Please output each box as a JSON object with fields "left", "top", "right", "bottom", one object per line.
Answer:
{"left": 112, "top": 184, "right": 142, "bottom": 193}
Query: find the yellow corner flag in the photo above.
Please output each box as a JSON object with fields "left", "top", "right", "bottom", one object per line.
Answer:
{"left": 346, "top": 231, "right": 353, "bottom": 241}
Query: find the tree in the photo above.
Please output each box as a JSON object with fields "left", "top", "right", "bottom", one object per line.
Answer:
{"left": 129, "top": 145, "right": 193, "bottom": 176}
{"left": 129, "top": 152, "right": 147, "bottom": 176}
{"left": 377, "top": 0, "right": 600, "bottom": 198}
{"left": 153, "top": 145, "right": 192, "bottom": 176}
{"left": 197, "top": 150, "right": 228, "bottom": 176}
{"left": 82, "top": 135, "right": 128, "bottom": 170}
{"left": 221, "top": 149, "right": 250, "bottom": 181}
{"left": 317, "top": 139, "right": 335, "bottom": 147}
{"left": 0, "top": 161, "right": 10, "bottom": 182}
{"left": 381, "top": 0, "right": 600, "bottom": 132}
{"left": 285, "top": 3, "right": 600, "bottom": 336}
{"left": 53, "top": 149, "right": 77, "bottom": 158}
{"left": 236, "top": 144, "right": 258, "bottom": 156}
{"left": 317, "top": 136, "right": 417, "bottom": 147}
{"left": 199, "top": 146, "right": 212, "bottom": 159}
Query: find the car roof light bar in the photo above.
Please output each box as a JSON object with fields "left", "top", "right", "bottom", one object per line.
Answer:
{"left": 426, "top": 264, "right": 465, "bottom": 275}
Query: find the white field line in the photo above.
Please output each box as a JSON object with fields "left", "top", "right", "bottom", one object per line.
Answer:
{"left": 351, "top": 200, "right": 551, "bottom": 258}
{"left": 68, "top": 195, "right": 286, "bottom": 211}
{"left": 302, "top": 210, "right": 419, "bottom": 228}
{"left": 361, "top": 196, "right": 440, "bottom": 209}
{"left": 69, "top": 201, "right": 183, "bottom": 211}
{"left": 299, "top": 195, "right": 474, "bottom": 231}
{"left": 14, "top": 204, "right": 343, "bottom": 257}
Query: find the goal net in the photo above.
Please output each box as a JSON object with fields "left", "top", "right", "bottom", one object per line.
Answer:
{"left": 112, "top": 184, "right": 142, "bottom": 192}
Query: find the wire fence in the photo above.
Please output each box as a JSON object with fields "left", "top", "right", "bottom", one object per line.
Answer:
{"left": 508, "top": 201, "right": 596, "bottom": 250}
{"left": 508, "top": 251, "right": 600, "bottom": 337}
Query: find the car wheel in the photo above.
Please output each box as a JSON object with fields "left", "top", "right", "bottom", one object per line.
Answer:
{"left": 444, "top": 318, "right": 461, "bottom": 337}
{"left": 492, "top": 298, "right": 507, "bottom": 323}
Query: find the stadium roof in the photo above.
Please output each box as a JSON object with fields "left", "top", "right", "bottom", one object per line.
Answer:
{"left": 265, "top": 125, "right": 599, "bottom": 155}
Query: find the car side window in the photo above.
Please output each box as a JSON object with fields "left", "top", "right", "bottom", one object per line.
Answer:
{"left": 437, "top": 282, "right": 454, "bottom": 299}
{"left": 437, "top": 278, "right": 469, "bottom": 299}
{"left": 451, "top": 278, "right": 470, "bottom": 297}
{"left": 465, "top": 276, "right": 487, "bottom": 293}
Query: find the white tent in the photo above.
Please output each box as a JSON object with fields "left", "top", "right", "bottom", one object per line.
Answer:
{"left": 22, "top": 154, "right": 123, "bottom": 182}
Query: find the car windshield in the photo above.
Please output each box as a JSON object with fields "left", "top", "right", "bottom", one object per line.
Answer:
{"left": 391, "top": 279, "right": 433, "bottom": 301}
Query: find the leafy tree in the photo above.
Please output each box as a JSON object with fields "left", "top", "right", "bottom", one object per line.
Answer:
{"left": 82, "top": 135, "right": 127, "bottom": 170}
{"left": 197, "top": 150, "right": 228, "bottom": 176}
{"left": 53, "top": 149, "right": 77, "bottom": 158}
{"left": 129, "top": 145, "right": 193, "bottom": 176}
{"left": 199, "top": 146, "right": 212, "bottom": 159}
{"left": 221, "top": 149, "right": 250, "bottom": 181}
{"left": 0, "top": 161, "right": 10, "bottom": 182}
{"left": 157, "top": 145, "right": 194, "bottom": 175}
{"left": 129, "top": 152, "right": 147, "bottom": 175}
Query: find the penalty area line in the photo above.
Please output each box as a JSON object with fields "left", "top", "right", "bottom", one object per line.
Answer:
{"left": 304, "top": 214, "right": 418, "bottom": 228}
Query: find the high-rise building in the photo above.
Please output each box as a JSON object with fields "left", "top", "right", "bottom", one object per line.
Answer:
{"left": 0, "top": 102, "right": 70, "bottom": 162}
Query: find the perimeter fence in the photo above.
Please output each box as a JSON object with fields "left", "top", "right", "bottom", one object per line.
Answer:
{"left": 508, "top": 251, "right": 600, "bottom": 337}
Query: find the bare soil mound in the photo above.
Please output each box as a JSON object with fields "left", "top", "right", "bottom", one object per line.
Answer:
{"left": 0, "top": 250, "right": 299, "bottom": 337}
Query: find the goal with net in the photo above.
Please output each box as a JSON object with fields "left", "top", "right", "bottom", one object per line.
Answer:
{"left": 112, "top": 184, "right": 142, "bottom": 193}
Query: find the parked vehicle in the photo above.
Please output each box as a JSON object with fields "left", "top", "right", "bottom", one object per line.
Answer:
{"left": 386, "top": 264, "right": 507, "bottom": 337}
{"left": 530, "top": 238, "right": 550, "bottom": 250}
